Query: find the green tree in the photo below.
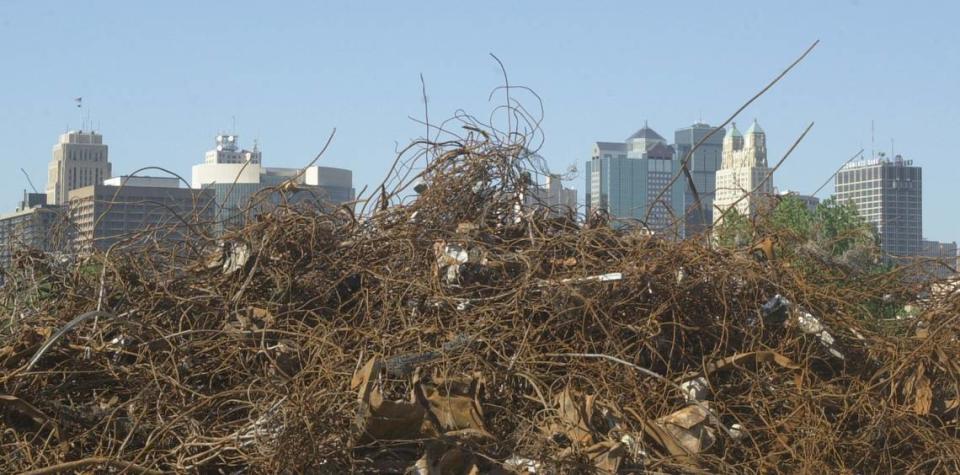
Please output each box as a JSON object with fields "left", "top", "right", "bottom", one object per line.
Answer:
{"left": 770, "top": 195, "right": 814, "bottom": 239}
{"left": 713, "top": 207, "right": 752, "bottom": 249}
{"left": 714, "top": 195, "right": 883, "bottom": 273}
{"left": 811, "top": 197, "right": 878, "bottom": 257}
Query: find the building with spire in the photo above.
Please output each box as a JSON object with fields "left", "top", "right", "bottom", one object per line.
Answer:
{"left": 45, "top": 130, "right": 112, "bottom": 205}
{"left": 586, "top": 123, "right": 685, "bottom": 235}
{"left": 713, "top": 120, "right": 773, "bottom": 226}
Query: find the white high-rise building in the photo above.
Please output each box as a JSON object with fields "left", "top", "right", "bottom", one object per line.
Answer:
{"left": 713, "top": 120, "right": 772, "bottom": 226}
{"left": 45, "top": 130, "right": 112, "bottom": 205}
{"left": 204, "top": 134, "right": 262, "bottom": 165}
{"left": 191, "top": 134, "right": 354, "bottom": 235}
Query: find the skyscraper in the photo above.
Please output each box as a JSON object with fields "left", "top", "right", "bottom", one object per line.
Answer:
{"left": 585, "top": 124, "right": 685, "bottom": 234}
{"left": 713, "top": 120, "right": 772, "bottom": 226}
{"left": 192, "top": 134, "right": 355, "bottom": 235}
{"left": 45, "top": 130, "right": 112, "bottom": 205}
{"left": 834, "top": 155, "right": 922, "bottom": 257}
{"left": 674, "top": 122, "right": 725, "bottom": 236}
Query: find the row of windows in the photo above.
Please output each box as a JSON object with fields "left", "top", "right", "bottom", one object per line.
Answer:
{"left": 838, "top": 193, "right": 920, "bottom": 203}
{"left": 67, "top": 167, "right": 103, "bottom": 190}
{"left": 68, "top": 148, "right": 106, "bottom": 162}
{"left": 599, "top": 153, "right": 628, "bottom": 160}
{"left": 650, "top": 160, "right": 673, "bottom": 173}
{"left": 838, "top": 166, "right": 920, "bottom": 184}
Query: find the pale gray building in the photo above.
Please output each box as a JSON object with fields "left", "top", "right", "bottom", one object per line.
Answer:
{"left": 0, "top": 193, "right": 68, "bottom": 269}
{"left": 674, "top": 122, "right": 725, "bottom": 236}
{"left": 524, "top": 174, "right": 577, "bottom": 217}
{"left": 68, "top": 180, "right": 214, "bottom": 253}
{"left": 46, "top": 130, "right": 112, "bottom": 205}
{"left": 834, "top": 155, "right": 921, "bottom": 257}
{"left": 192, "top": 135, "right": 355, "bottom": 235}
{"left": 920, "top": 239, "right": 957, "bottom": 280}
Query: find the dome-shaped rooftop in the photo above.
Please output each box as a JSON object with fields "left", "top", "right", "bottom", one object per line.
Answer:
{"left": 727, "top": 122, "right": 742, "bottom": 137}
{"left": 746, "top": 119, "right": 764, "bottom": 134}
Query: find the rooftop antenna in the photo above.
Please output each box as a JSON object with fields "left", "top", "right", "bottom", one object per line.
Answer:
{"left": 870, "top": 120, "right": 875, "bottom": 159}
{"left": 232, "top": 116, "right": 237, "bottom": 135}
{"left": 75, "top": 97, "right": 83, "bottom": 131}
{"left": 890, "top": 138, "right": 895, "bottom": 158}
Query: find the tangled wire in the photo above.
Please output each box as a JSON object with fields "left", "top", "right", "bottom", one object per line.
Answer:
{"left": 1, "top": 99, "right": 959, "bottom": 474}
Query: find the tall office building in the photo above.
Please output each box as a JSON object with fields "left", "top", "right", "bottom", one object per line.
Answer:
{"left": 585, "top": 124, "right": 685, "bottom": 234}
{"left": 834, "top": 155, "right": 922, "bottom": 257}
{"left": 192, "top": 134, "right": 355, "bottom": 235}
{"left": 46, "top": 130, "right": 112, "bottom": 205}
{"left": 674, "top": 122, "right": 725, "bottom": 236}
{"left": 713, "top": 120, "right": 773, "bottom": 226}
{"left": 68, "top": 177, "right": 214, "bottom": 253}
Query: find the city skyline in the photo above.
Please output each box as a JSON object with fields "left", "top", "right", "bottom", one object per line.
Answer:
{"left": 1, "top": 1, "right": 958, "bottom": 242}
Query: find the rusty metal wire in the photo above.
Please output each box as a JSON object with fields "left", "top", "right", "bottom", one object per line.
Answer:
{"left": 1, "top": 96, "right": 959, "bottom": 474}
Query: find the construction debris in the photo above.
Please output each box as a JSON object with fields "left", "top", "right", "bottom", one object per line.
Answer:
{"left": 1, "top": 116, "right": 960, "bottom": 474}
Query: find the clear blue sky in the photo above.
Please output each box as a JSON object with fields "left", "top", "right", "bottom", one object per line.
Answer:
{"left": 1, "top": 1, "right": 957, "bottom": 242}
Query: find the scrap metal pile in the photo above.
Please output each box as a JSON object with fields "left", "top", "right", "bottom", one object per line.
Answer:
{"left": 2, "top": 124, "right": 960, "bottom": 474}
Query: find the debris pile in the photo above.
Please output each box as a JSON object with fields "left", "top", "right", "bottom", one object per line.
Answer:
{"left": 2, "top": 122, "right": 959, "bottom": 474}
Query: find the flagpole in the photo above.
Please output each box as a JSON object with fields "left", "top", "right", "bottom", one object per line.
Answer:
{"left": 75, "top": 97, "right": 83, "bottom": 131}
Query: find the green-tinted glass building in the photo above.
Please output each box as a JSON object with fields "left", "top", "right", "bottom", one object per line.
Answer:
{"left": 586, "top": 125, "right": 686, "bottom": 236}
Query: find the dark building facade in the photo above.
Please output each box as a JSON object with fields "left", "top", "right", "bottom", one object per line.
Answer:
{"left": 673, "top": 122, "right": 725, "bottom": 236}
{"left": 587, "top": 125, "right": 685, "bottom": 235}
